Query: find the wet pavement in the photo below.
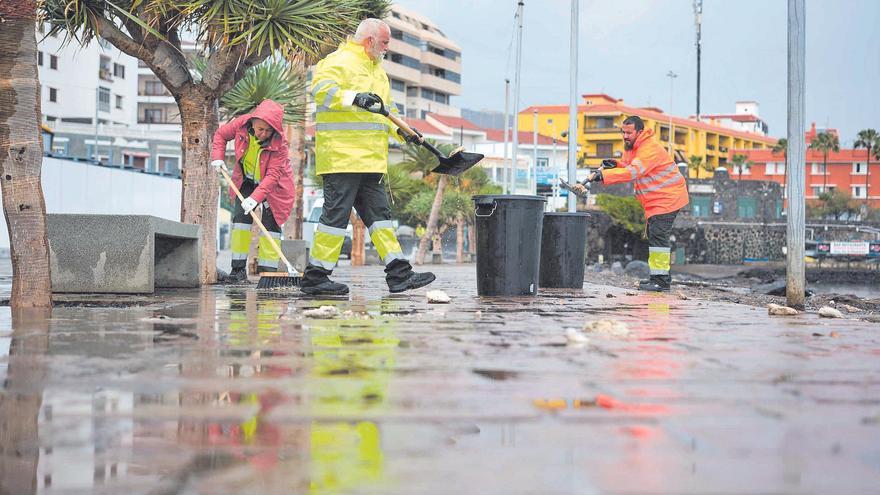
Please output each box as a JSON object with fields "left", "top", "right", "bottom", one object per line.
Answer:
{"left": 1, "top": 264, "right": 879, "bottom": 494}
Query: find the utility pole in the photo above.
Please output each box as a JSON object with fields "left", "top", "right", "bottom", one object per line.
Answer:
{"left": 693, "top": 0, "right": 703, "bottom": 121}
{"left": 532, "top": 109, "right": 538, "bottom": 195}
{"left": 94, "top": 87, "right": 99, "bottom": 163}
{"left": 666, "top": 70, "right": 677, "bottom": 155}
{"left": 503, "top": 78, "right": 510, "bottom": 192}
{"left": 567, "top": 0, "right": 579, "bottom": 212}
{"left": 511, "top": 0, "right": 524, "bottom": 195}
{"left": 786, "top": 0, "right": 806, "bottom": 308}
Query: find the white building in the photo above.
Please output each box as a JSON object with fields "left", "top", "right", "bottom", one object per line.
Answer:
{"left": 700, "top": 101, "right": 769, "bottom": 136}
{"left": 37, "top": 24, "right": 139, "bottom": 130}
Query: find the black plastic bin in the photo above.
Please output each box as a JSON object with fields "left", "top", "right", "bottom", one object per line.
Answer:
{"left": 473, "top": 195, "right": 546, "bottom": 296}
{"left": 539, "top": 212, "right": 590, "bottom": 288}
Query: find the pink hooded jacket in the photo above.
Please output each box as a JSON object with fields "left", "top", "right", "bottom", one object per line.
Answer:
{"left": 211, "top": 100, "right": 295, "bottom": 226}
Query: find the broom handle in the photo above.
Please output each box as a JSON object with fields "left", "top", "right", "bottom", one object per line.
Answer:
{"left": 217, "top": 165, "right": 297, "bottom": 274}
{"left": 384, "top": 111, "right": 451, "bottom": 160}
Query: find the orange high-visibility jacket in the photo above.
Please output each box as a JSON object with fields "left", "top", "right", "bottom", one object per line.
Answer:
{"left": 602, "top": 129, "right": 689, "bottom": 218}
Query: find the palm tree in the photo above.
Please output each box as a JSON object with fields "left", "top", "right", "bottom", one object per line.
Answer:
{"left": 0, "top": 0, "right": 52, "bottom": 308}
{"left": 687, "top": 155, "right": 704, "bottom": 179}
{"left": 854, "top": 129, "right": 879, "bottom": 207}
{"left": 731, "top": 153, "right": 751, "bottom": 182}
{"left": 41, "top": 0, "right": 389, "bottom": 283}
{"left": 809, "top": 131, "right": 839, "bottom": 192}
{"left": 772, "top": 137, "right": 788, "bottom": 199}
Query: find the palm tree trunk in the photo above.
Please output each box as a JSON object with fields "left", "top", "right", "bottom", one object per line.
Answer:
{"left": 823, "top": 152, "right": 828, "bottom": 190}
{"left": 283, "top": 121, "right": 305, "bottom": 239}
{"left": 177, "top": 90, "right": 220, "bottom": 284}
{"left": 468, "top": 219, "right": 476, "bottom": 258}
{"left": 416, "top": 175, "right": 447, "bottom": 265}
{"left": 455, "top": 216, "right": 464, "bottom": 263}
{"left": 0, "top": 1, "right": 52, "bottom": 308}
{"left": 865, "top": 146, "right": 871, "bottom": 207}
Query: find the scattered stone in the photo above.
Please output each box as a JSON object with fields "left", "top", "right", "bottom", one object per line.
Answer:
{"left": 755, "top": 280, "right": 788, "bottom": 296}
{"left": 767, "top": 303, "right": 799, "bottom": 316}
{"left": 830, "top": 331, "right": 840, "bottom": 338}
{"left": 623, "top": 260, "right": 650, "bottom": 279}
{"left": 474, "top": 310, "right": 482, "bottom": 319}
{"left": 675, "top": 291, "right": 689, "bottom": 300}
{"left": 625, "top": 291, "right": 637, "bottom": 296}
{"left": 303, "top": 305, "right": 339, "bottom": 319}
{"left": 565, "top": 328, "right": 589, "bottom": 344}
{"left": 812, "top": 332, "right": 823, "bottom": 337}
{"left": 865, "top": 315, "right": 880, "bottom": 323}
{"left": 611, "top": 261, "right": 624, "bottom": 276}
{"left": 426, "top": 289, "right": 451, "bottom": 304}
{"left": 840, "top": 303, "right": 861, "bottom": 313}
{"left": 818, "top": 306, "right": 845, "bottom": 319}
{"left": 605, "top": 293, "right": 615, "bottom": 298}
{"left": 583, "top": 320, "right": 630, "bottom": 336}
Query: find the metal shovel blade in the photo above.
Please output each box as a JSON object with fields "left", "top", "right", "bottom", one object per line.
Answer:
{"left": 431, "top": 149, "right": 485, "bottom": 176}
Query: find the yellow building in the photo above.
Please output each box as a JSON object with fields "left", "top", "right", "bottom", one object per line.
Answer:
{"left": 519, "top": 94, "right": 778, "bottom": 176}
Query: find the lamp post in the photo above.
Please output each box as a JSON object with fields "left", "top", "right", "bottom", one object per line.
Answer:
{"left": 666, "top": 70, "right": 678, "bottom": 155}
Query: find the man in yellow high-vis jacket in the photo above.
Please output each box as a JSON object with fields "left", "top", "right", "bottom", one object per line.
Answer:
{"left": 304, "top": 18, "right": 435, "bottom": 296}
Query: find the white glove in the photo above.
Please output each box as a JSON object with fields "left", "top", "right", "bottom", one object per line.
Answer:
{"left": 241, "top": 197, "right": 258, "bottom": 214}
{"left": 211, "top": 159, "right": 226, "bottom": 170}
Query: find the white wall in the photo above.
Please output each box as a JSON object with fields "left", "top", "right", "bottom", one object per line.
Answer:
{"left": 0, "top": 157, "right": 182, "bottom": 250}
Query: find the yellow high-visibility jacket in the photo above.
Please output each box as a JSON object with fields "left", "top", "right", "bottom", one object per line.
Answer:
{"left": 311, "top": 40, "right": 403, "bottom": 175}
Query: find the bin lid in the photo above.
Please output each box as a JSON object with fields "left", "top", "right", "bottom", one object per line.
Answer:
{"left": 544, "top": 212, "right": 590, "bottom": 217}
{"left": 472, "top": 194, "right": 546, "bottom": 203}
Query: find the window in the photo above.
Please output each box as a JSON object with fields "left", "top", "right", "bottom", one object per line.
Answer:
{"left": 388, "top": 52, "right": 420, "bottom": 70}
{"left": 596, "top": 142, "right": 613, "bottom": 157}
{"left": 811, "top": 186, "right": 827, "bottom": 197}
{"left": 536, "top": 157, "right": 549, "bottom": 168}
{"left": 732, "top": 164, "right": 751, "bottom": 176}
{"left": 99, "top": 56, "right": 112, "bottom": 80}
{"left": 97, "top": 87, "right": 110, "bottom": 112}
{"left": 49, "top": 54, "right": 58, "bottom": 70}
{"left": 144, "top": 109, "right": 163, "bottom": 123}
{"left": 390, "top": 78, "right": 405, "bottom": 92}
{"left": 157, "top": 156, "right": 180, "bottom": 175}
{"left": 390, "top": 28, "right": 421, "bottom": 47}
{"left": 395, "top": 103, "right": 404, "bottom": 114}
{"left": 765, "top": 162, "right": 776, "bottom": 175}
{"left": 115, "top": 94, "right": 123, "bottom": 110}
{"left": 38, "top": 51, "right": 43, "bottom": 66}
{"left": 736, "top": 197, "right": 757, "bottom": 219}
{"left": 691, "top": 196, "right": 711, "bottom": 217}
{"left": 595, "top": 117, "right": 614, "bottom": 129}
{"left": 434, "top": 91, "right": 448, "bottom": 104}
{"left": 853, "top": 162, "right": 867, "bottom": 175}
{"left": 421, "top": 88, "right": 434, "bottom": 99}
{"left": 852, "top": 186, "right": 866, "bottom": 199}
{"left": 811, "top": 163, "right": 826, "bottom": 175}
{"left": 775, "top": 199, "right": 784, "bottom": 219}
{"left": 406, "top": 87, "right": 418, "bottom": 97}
{"left": 113, "top": 63, "right": 125, "bottom": 79}
{"left": 144, "top": 80, "right": 165, "bottom": 96}
{"left": 48, "top": 87, "right": 57, "bottom": 102}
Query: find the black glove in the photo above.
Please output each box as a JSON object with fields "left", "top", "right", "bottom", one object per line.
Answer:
{"left": 601, "top": 159, "right": 618, "bottom": 169}
{"left": 353, "top": 92, "right": 382, "bottom": 110}
{"left": 589, "top": 169, "right": 604, "bottom": 182}
{"left": 397, "top": 126, "right": 423, "bottom": 144}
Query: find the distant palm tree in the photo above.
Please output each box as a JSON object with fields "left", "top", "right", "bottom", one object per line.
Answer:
{"left": 731, "top": 153, "right": 751, "bottom": 182}
{"left": 809, "top": 131, "right": 839, "bottom": 191}
{"left": 0, "top": 0, "right": 52, "bottom": 308}
{"left": 854, "top": 129, "right": 879, "bottom": 206}
{"left": 772, "top": 137, "right": 788, "bottom": 199}
{"left": 688, "top": 155, "right": 704, "bottom": 179}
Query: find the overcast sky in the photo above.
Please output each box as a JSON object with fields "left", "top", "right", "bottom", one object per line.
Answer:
{"left": 394, "top": 0, "right": 880, "bottom": 145}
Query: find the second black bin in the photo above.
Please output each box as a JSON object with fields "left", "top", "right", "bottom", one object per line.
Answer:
{"left": 539, "top": 212, "right": 590, "bottom": 288}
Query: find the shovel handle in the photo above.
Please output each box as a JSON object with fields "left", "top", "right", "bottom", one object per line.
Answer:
{"left": 217, "top": 164, "right": 298, "bottom": 275}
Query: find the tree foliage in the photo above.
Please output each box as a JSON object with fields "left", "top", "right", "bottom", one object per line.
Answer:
{"left": 595, "top": 193, "right": 645, "bottom": 235}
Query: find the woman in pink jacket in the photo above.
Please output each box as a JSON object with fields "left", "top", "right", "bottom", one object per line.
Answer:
{"left": 211, "top": 100, "right": 295, "bottom": 283}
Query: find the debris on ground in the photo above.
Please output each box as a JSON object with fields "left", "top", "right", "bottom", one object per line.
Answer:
{"left": 830, "top": 331, "right": 840, "bottom": 338}
{"left": 303, "top": 305, "right": 340, "bottom": 319}
{"left": 839, "top": 303, "right": 861, "bottom": 313}
{"left": 342, "top": 310, "right": 372, "bottom": 320}
{"left": 582, "top": 320, "right": 629, "bottom": 336}
{"left": 675, "top": 291, "right": 689, "bottom": 300}
{"left": 605, "top": 293, "right": 615, "bottom": 298}
{"left": 819, "top": 306, "right": 845, "bottom": 319}
{"left": 767, "top": 303, "right": 799, "bottom": 316}
{"left": 426, "top": 289, "right": 451, "bottom": 304}
{"left": 565, "top": 328, "right": 589, "bottom": 344}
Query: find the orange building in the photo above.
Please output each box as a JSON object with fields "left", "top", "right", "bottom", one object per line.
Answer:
{"left": 732, "top": 123, "right": 879, "bottom": 207}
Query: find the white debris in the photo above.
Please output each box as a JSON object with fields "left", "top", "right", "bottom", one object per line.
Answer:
{"left": 426, "top": 289, "right": 451, "bottom": 304}
{"left": 303, "top": 305, "right": 339, "bottom": 318}
{"left": 565, "top": 328, "right": 589, "bottom": 344}
{"left": 840, "top": 303, "right": 861, "bottom": 313}
{"left": 582, "top": 320, "right": 630, "bottom": 336}
{"left": 818, "top": 306, "right": 845, "bottom": 319}
{"left": 767, "top": 303, "right": 799, "bottom": 316}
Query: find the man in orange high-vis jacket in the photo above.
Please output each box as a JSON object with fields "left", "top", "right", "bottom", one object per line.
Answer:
{"left": 573, "top": 115, "right": 689, "bottom": 291}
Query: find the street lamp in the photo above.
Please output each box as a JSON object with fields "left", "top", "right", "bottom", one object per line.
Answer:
{"left": 666, "top": 70, "right": 678, "bottom": 155}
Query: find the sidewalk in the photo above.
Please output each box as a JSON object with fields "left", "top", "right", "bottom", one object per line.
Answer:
{"left": 1, "top": 263, "right": 879, "bottom": 494}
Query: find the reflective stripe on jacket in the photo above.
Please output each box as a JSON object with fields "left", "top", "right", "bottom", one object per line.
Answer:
{"left": 311, "top": 40, "right": 403, "bottom": 175}
{"left": 602, "top": 129, "right": 689, "bottom": 218}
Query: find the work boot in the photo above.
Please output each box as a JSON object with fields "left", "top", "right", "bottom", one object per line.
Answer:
{"left": 385, "top": 259, "right": 436, "bottom": 293}
{"left": 300, "top": 265, "right": 349, "bottom": 296}
{"left": 638, "top": 276, "right": 670, "bottom": 292}
{"left": 224, "top": 267, "right": 250, "bottom": 284}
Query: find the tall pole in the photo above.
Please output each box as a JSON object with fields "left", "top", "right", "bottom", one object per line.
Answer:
{"left": 503, "top": 78, "right": 510, "bottom": 193}
{"left": 552, "top": 138, "right": 559, "bottom": 208}
{"left": 94, "top": 87, "right": 99, "bottom": 162}
{"left": 567, "top": 0, "right": 579, "bottom": 212}
{"left": 786, "top": 0, "right": 806, "bottom": 308}
{"left": 694, "top": 0, "right": 703, "bottom": 120}
{"left": 666, "top": 70, "right": 677, "bottom": 155}
{"left": 511, "top": 0, "right": 524, "bottom": 195}
{"left": 532, "top": 109, "right": 538, "bottom": 195}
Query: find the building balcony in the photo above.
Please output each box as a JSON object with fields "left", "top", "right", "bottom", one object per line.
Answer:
{"left": 420, "top": 51, "right": 461, "bottom": 72}
{"left": 384, "top": 62, "right": 421, "bottom": 84}
{"left": 419, "top": 73, "right": 461, "bottom": 96}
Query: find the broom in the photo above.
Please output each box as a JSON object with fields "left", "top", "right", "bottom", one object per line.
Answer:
{"left": 216, "top": 164, "right": 302, "bottom": 289}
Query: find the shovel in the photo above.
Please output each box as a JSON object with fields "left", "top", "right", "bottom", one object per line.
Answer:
{"left": 365, "top": 98, "right": 484, "bottom": 176}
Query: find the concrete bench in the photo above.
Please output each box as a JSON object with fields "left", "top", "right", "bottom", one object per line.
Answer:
{"left": 47, "top": 214, "right": 201, "bottom": 293}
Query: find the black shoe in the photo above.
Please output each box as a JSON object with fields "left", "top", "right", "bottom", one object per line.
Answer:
{"left": 638, "top": 279, "right": 670, "bottom": 292}
{"left": 300, "top": 279, "right": 349, "bottom": 295}
{"left": 224, "top": 267, "right": 250, "bottom": 284}
{"left": 388, "top": 271, "right": 436, "bottom": 293}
